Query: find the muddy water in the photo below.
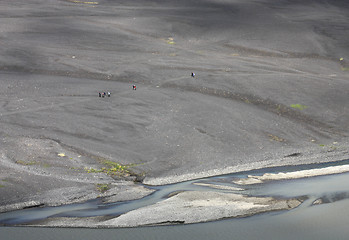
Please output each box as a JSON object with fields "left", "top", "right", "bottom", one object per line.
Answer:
{"left": 2, "top": 162, "right": 349, "bottom": 239}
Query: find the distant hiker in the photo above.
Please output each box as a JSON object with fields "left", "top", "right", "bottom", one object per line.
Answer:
{"left": 191, "top": 72, "right": 195, "bottom": 77}
{"left": 133, "top": 85, "right": 136, "bottom": 90}
{"left": 107, "top": 91, "right": 111, "bottom": 97}
{"left": 99, "top": 92, "right": 101, "bottom": 97}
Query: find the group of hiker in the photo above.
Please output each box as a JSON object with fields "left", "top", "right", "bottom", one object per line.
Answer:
{"left": 99, "top": 91, "right": 111, "bottom": 97}
{"left": 98, "top": 72, "right": 195, "bottom": 97}
{"left": 98, "top": 85, "right": 136, "bottom": 97}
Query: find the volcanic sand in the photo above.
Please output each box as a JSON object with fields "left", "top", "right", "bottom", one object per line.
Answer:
{"left": 0, "top": 0, "right": 348, "bottom": 216}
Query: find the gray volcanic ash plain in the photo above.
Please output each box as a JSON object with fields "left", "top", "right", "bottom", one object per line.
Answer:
{"left": 0, "top": 0, "right": 348, "bottom": 212}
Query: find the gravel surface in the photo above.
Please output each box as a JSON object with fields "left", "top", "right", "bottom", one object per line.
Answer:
{"left": 0, "top": 0, "right": 348, "bottom": 223}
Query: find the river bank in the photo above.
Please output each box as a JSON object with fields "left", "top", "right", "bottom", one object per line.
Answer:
{"left": 0, "top": 140, "right": 347, "bottom": 215}
{"left": 1, "top": 157, "right": 349, "bottom": 228}
{"left": 4, "top": 172, "right": 349, "bottom": 240}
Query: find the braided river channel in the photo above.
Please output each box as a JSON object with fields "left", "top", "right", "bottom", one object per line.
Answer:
{"left": 2, "top": 160, "right": 349, "bottom": 240}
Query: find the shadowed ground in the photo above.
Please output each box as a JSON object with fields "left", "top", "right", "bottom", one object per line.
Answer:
{"left": 0, "top": 0, "right": 348, "bottom": 212}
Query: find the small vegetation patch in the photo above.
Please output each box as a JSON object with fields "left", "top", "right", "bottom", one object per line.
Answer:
{"left": 318, "top": 143, "right": 339, "bottom": 152}
{"left": 16, "top": 160, "right": 51, "bottom": 168}
{"left": 290, "top": 104, "right": 308, "bottom": 110}
{"left": 0, "top": 184, "right": 5, "bottom": 188}
{"left": 85, "top": 160, "right": 131, "bottom": 177}
{"left": 328, "top": 146, "right": 338, "bottom": 152}
{"left": 166, "top": 37, "right": 175, "bottom": 44}
{"left": 268, "top": 134, "right": 285, "bottom": 142}
{"left": 16, "top": 160, "right": 38, "bottom": 166}
{"left": 96, "top": 184, "right": 110, "bottom": 193}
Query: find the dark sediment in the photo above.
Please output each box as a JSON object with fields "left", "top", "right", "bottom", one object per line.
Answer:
{"left": 0, "top": 0, "right": 348, "bottom": 218}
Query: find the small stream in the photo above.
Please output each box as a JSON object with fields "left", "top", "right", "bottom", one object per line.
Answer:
{"left": 2, "top": 160, "right": 349, "bottom": 239}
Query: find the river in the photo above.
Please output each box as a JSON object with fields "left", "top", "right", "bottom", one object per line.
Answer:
{"left": 1, "top": 161, "right": 349, "bottom": 239}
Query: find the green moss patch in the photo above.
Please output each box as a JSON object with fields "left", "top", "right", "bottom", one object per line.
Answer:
{"left": 16, "top": 160, "right": 51, "bottom": 168}
{"left": 96, "top": 184, "right": 110, "bottom": 193}
{"left": 85, "top": 160, "right": 131, "bottom": 177}
{"left": 16, "top": 160, "right": 38, "bottom": 166}
{"left": 290, "top": 104, "right": 308, "bottom": 110}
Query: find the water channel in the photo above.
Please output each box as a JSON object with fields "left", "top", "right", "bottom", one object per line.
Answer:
{"left": 1, "top": 160, "right": 349, "bottom": 239}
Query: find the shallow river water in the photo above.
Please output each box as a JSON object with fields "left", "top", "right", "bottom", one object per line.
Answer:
{"left": 2, "top": 161, "right": 349, "bottom": 239}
